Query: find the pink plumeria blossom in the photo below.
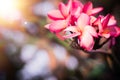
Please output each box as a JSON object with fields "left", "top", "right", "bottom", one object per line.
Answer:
{"left": 46, "top": 0, "right": 103, "bottom": 33}
{"left": 46, "top": 0, "right": 73, "bottom": 33}
{"left": 48, "top": 0, "right": 76, "bottom": 21}
{"left": 94, "top": 14, "right": 120, "bottom": 38}
{"left": 44, "top": 0, "right": 120, "bottom": 51}
{"left": 63, "top": 13, "right": 97, "bottom": 51}
{"left": 45, "top": 0, "right": 84, "bottom": 34}
{"left": 47, "top": 0, "right": 72, "bottom": 21}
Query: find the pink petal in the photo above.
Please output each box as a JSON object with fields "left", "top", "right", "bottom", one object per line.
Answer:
{"left": 65, "top": 15, "right": 72, "bottom": 24}
{"left": 72, "top": 0, "right": 83, "bottom": 8}
{"left": 48, "top": 10, "right": 64, "bottom": 20}
{"left": 77, "top": 13, "right": 90, "bottom": 30}
{"left": 114, "top": 27, "right": 120, "bottom": 37}
{"left": 102, "top": 14, "right": 111, "bottom": 28}
{"left": 71, "top": 6, "right": 81, "bottom": 18}
{"left": 49, "top": 20, "right": 67, "bottom": 33}
{"left": 108, "top": 15, "right": 117, "bottom": 26}
{"left": 79, "top": 31, "right": 94, "bottom": 51}
{"left": 98, "top": 22, "right": 104, "bottom": 33}
{"left": 93, "top": 16, "right": 103, "bottom": 32}
{"left": 91, "top": 7, "right": 103, "bottom": 15}
{"left": 44, "top": 24, "right": 50, "bottom": 29}
{"left": 59, "top": 0, "right": 72, "bottom": 18}
{"left": 93, "top": 16, "right": 101, "bottom": 25}
{"left": 84, "top": 25, "right": 98, "bottom": 37}
{"left": 66, "top": 0, "right": 72, "bottom": 12}
{"left": 59, "top": 3, "right": 69, "bottom": 18}
{"left": 109, "top": 26, "right": 120, "bottom": 37}
{"left": 90, "top": 16, "right": 97, "bottom": 25}
{"left": 83, "top": 1, "right": 93, "bottom": 15}
{"left": 71, "top": 0, "right": 83, "bottom": 15}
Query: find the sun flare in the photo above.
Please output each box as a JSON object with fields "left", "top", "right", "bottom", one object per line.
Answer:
{"left": 0, "top": 0, "right": 19, "bottom": 19}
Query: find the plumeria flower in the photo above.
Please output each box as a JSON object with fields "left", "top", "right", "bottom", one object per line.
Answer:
{"left": 45, "top": 0, "right": 85, "bottom": 40}
{"left": 48, "top": 0, "right": 83, "bottom": 21}
{"left": 45, "top": 0, "right": 103, "bottom": 33}
{"left": 45, "top": 0, "right": 72, "bottom": 33}
{"left": 45, "top": 0, "right": 84, "bottom": 33}
{"left": 48, "top": 0, "right": 72, "bottom": 21}
{"left": 63, "top": 13, "right": 97, "bottom": 51}
{"left": 44, "top": 0, "right": 120, "bottom": 51}
{"left": 94, "top": 14, "right": 120, "bottom": 38}
{"left": 69, "top": 0, "right": 84, "bottom": 25}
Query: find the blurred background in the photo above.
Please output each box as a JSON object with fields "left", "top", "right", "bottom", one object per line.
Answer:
{"left": 0, "top": 0, "right": 120, "bottom": 80}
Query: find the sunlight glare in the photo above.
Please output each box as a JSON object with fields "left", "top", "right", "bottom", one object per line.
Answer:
{"left": 0, "top": 0, "right": 20, "bottom": 20}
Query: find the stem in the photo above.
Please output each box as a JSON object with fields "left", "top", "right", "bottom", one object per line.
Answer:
{"left": 98, "top": 37, "right": 111, "bottom": 48}
{"left": 84, "top": 49, "right": 111, "bottom": 54}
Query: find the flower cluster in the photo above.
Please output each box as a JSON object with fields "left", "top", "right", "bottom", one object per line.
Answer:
{"left": 45, "top": 0, "right": 120, "bottom": 51}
